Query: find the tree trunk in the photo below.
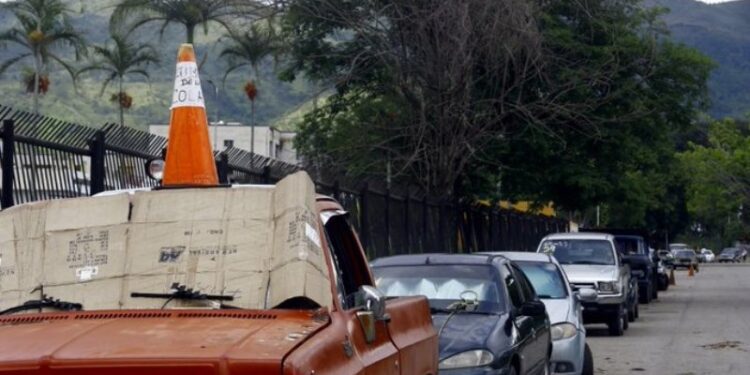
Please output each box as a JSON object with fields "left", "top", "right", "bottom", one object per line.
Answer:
{"left": 250, "top": 99, "right": 255, "bottom": 154}
{"left": 118, "top": 77, "right": 124, "bottom": 127}
{"left": 186, "top": 23, "right": 195, "bottom": 44}
{"left": 32, "top": 52, "right": 41, "bottom": 114}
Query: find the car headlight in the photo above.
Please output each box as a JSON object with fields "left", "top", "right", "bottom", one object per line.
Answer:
{"left": 439, "top": 350, "right": 494, "bottom": 369}
{"left": 598, "top": 281, "right": 619, "bottom": 293}
{"left": 551, "top": 322, "right": 578, "bottom": 341}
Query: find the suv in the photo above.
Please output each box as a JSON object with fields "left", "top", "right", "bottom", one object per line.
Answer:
{"left": 612, "top": 235, "right": 658, "bottom": 304}
{"left": 538, "top": 232, "right": 632, "bottom": 336}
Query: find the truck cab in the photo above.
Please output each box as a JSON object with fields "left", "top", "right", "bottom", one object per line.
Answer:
{"left": 0, "top": 174, "right": 438, "bottom": 375}
{"left": 537, "top": 232, "right": 632, "bottom": 336}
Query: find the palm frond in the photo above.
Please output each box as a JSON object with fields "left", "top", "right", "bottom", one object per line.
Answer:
{"left": 0, "top": 53, "right": 31, "bottom": 77}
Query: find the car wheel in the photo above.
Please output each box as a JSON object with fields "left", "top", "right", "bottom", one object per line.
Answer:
{"left": 608, "top": 306, "right": 625, "bottom": 336}
{"left": 652, "top": 283, "right": 658, "bottom": 300}
{"left": 628, "top": 304, "right": 635, "bottom": 322}
{"left": 582, "top": 343, "right": 594, "bottom": 375}
{"left": 634, "top": 303, "right": 640, "bottom": 319}
{"left": 641, "top": 285, "right": 652, "bottom": 304}
{"left": 623, "top": 312, "right": 629, "bottom": 330}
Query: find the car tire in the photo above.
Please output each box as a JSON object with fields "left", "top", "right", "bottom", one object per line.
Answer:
{"left": 652, "top": 282, "right": 658, "bottom": 300}
{"left": 623, "top": 312, "right": 629, "bottom": 330}
{"left": 641, "top": 285, "right": 652, "bottom": 304}
{"left": 582, "top": 343, "right": 594, "bottom": 375}
{"left": 628, "top": 304, "right": 635, "bottom": 322}
{"left": 608, "top": 306, "right": 625, "bottom": 336}
{"left": 634, "top": 303, "right": 640, "bottom": 319}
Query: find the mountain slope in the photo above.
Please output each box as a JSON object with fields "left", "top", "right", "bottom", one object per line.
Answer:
{"left": 649, "top": 0, "right": 750, "bottom": 118}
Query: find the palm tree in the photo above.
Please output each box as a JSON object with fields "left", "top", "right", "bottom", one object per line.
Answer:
{"left": 78, "top": 33, "right": 159, "bottom": 127}
{"left": 0, "top": 0, "right": 86, "bottom": 114}
{"left": 220, "top": 25, "right": 275, "bottom": 153}
{"left": 111, "top": 0, "right": 253, "bottom": 44}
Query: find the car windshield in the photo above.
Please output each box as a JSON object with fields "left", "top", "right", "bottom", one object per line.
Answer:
{"left": 515, "top": 261, "right": 568, "bottom": 299}
{"left": 540, "top": 239, "right": 616, "bottom": 265}
{"left": 676, "top": 250, "right": 694, "bottom": 257}
{"left": 721, "top": 248, "right": 736, "bottom": 255}
{"left": 373, "top": 264, "right": 504, "bottom": 313}
{"left": 614, "top": 237, "right": 645, "bottom": 255}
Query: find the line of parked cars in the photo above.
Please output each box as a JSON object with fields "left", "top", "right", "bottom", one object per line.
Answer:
{"left": 369, "top": 229, "right": 677, "bottom": 375}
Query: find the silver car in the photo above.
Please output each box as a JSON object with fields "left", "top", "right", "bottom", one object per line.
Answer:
{"left": 537, "top": 232, "right": 632, "bottom": 337}
{"left": 499, "top": 252, "right": 594, "bottom": 375}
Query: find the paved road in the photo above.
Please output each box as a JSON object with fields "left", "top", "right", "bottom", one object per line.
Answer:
{"left": 586, "top": 263, "right": 750, "bottom": 375}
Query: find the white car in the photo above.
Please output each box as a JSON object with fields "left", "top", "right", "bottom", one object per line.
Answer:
{"left": 498, "top": 252, "right": 594, "bottom": 375}
{"left": 700, "top": 249, "right": 715, "bottom": 263}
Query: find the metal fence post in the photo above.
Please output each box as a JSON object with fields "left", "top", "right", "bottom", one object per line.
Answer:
{"left": 216, "top": 152, "right": 229, "bottom": 184}
{"left": 385, "top": 187, "right": 391, "bottom": 255}
{"left": 332, "top": 180, "right": 340, "bottom": 202}
{"left": 1, "top": 120, "right": 15, "bottom": 208}
{"left": 421, "top": 196, "right": 428, "bottom": 253}
{"left": 360, "top": 183, "right": 370, "bottom": 259}
{"left": 404, "top": 188, "right": 411, "bottom": 253}
{"left": 262, "top": 165, "right": 271, "bottom": 184}
{"left": 88, "top": 130, "right": 106, "bottom": 195}
{"left": 439, "top": 201, "right": 447, "bottom": 252}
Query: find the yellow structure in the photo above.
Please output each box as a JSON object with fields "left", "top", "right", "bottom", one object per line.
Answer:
{"left": 477, "top": 200, "right": 557, "bottom": 217}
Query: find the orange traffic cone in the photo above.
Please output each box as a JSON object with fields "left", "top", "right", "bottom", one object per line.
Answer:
{"left": 688, "top": 264, "right": 694, "bottom": 277}
{"left": 669, "top": 268, "right": 676, "bottom": 285}
{"left": 162, "top": 44, "right": 218, "bottom": 187}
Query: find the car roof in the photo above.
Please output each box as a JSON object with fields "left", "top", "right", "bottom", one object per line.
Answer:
{"left": 370, "top": 253, "right": 508, "bottom": 267}
{"left": 542, "top": 232, "right": 613, "bottom": 241}
{"left": 484, "top": 251, "right": 557, "bottom": 263}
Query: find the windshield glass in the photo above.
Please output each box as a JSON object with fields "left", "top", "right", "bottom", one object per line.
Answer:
{"left": 721, "top": 248, "right": 736, "bottom": 255}
{"left": 373, "top": 264, "right": 504, "bottom": 312}
{"left": 676, "top": 250, "right": 694, "bottom": 257}
{"left": 515, "top": 261, "right": 568, "bottom": 299}
{"left": 540, "top": 239, "right": 616, "bottom": 265}
{"left": 614, "top": 237, "right": 645, "bottom": 255}
{"left": 670, "top": 244, "right": 688, "bottom": 251}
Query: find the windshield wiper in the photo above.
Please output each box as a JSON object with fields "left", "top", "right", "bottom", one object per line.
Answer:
{"left": 131, "top": 283, "right": 235, "bottom": 309}
{"left": 572, "top": 261, "right": 608, "bottom": 265}
{"left": 0, "top": 295, "right": 83, "bottom": 316}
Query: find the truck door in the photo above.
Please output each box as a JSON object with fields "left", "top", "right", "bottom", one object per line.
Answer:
{"left": 324, "top": 214, "right": 400, "bottom": 375}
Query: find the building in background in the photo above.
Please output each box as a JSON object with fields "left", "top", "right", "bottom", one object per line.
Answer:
{"left": 149, "top": 122, "right": 299, "bottom": 165}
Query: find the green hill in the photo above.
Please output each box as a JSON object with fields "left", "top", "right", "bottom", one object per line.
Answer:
{"left": 0, "top": 0, "right": 316, "bottom": 131}
{"left": 648, "top": 0, "right": 750, "bottom": 118}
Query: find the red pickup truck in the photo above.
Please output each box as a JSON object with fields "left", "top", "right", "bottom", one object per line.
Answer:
{"left": 0, "top": 191, "right": 438, "bottom": 375}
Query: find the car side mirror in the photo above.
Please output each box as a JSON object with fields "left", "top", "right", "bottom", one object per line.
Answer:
{"left": 354, "top": 285, "right": 390, "bottom": 344}
{"left": 576, "top": 288, "right": 598, "bottom": 303}
{"left": 519, "top": 300, "right": 546, "bottom": 317}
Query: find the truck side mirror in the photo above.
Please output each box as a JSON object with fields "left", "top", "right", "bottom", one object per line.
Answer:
{"left": 576, "top": 288, "right": 598, "bottom": 303}
{"left": 354, "top": 285, "right": 390, "bottom": 344}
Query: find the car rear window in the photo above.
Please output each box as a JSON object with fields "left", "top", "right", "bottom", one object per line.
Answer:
{"left": 373, "top": 264, "right": 504, "bottom": 312}
{"left": 540, "top": 239, "right": 616, "bottom": 265}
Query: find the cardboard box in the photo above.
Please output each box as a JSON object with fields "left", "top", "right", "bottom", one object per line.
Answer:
{"left": 0, "top": 172, "right": 332, "bottom": 312}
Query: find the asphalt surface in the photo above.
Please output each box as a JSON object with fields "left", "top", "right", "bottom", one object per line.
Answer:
{"left": 586, "top": 263, "right": 750, "bottom": 375}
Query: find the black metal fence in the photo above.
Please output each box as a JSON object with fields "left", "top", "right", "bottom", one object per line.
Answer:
{"left": 0, "top": 105, "right": 567, "bottom": 258}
